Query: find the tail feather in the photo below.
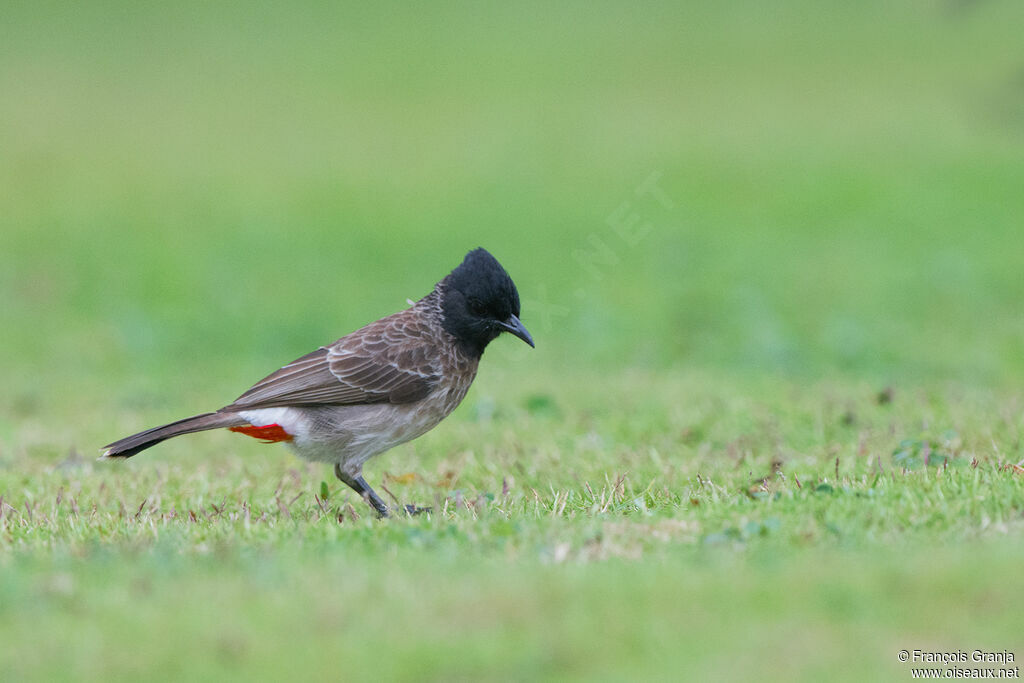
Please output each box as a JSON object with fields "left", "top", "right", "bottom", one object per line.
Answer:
{"left": 102, "top": 411, "right": 247, "bottom": 458}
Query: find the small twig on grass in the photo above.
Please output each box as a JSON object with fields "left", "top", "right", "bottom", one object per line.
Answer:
{"left": 556, "top": 491, "right": 569, "bottom": 517}
{"left": 380, "top": 482, "right": 401, "bottom": 509}
{"left": 616, "top": 473, "right": 628, "bottom": 499}
{"left": 344, "top": 503, "right": 360, "bottom": 522}
{"left": 313, "top": 494, "right": 329, "bottom": 515}
{"left": 529, "top": 488, "right": 542, "bottom": 514}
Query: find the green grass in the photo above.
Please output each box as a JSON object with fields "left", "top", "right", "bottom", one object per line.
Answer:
{"left": 2, "top": 1, "right": 1024, "bottom": 680}
{"left": 3, "top": 374, "right": 1023, "bottom": 680}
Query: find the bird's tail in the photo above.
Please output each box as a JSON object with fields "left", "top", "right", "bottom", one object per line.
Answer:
{"left": 102, "top": 411, "right": 247, "bottom": 458}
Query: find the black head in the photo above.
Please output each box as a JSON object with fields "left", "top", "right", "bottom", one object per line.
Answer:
{"left": 440, "top": 248, "right": 534, "bottom": 357}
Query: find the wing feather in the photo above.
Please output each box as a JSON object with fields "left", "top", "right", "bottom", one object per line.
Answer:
{"left": 228, "top": 313, "right": 439, "bottom": 410}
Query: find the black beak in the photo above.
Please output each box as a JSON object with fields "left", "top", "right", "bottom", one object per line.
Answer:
{"left": 498, "top": 314, "right": 535, "bottom": 347}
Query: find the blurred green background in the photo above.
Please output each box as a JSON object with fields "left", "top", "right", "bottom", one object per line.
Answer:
{"left": 3, "top": 0, "right": 1022, "bottom": 407}
{"left": 2, "top": 2, "right": 1024, "bottom": 680}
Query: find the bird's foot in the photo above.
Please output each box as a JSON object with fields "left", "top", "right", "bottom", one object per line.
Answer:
{"left": 332, "top": 466, "right": 431, "bottom": 519}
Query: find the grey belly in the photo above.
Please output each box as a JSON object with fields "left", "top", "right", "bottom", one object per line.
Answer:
{"left": 286, "top": 402, "right": 452, "bottom": 471}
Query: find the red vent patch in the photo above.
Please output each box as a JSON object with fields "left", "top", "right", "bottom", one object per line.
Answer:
{"left": 229, "top": 423, "right": 294, "bottom": 443}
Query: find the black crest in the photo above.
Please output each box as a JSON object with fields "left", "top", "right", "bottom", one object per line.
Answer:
{"left": 440, "top": 248, "right": 524, "bottom": 357}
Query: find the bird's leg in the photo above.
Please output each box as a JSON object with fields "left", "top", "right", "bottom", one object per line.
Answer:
{"left": 334, "top": 464, "right": 390, "bottom": 518}
{"left": 333, "top": 465, "right": 431, "bottom": 518}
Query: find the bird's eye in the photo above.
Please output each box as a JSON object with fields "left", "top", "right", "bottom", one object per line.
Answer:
{"left": 468, "top": 298, "right": 488, "bottom": 316}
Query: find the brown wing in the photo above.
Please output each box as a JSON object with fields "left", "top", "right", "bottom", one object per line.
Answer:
{"left": 227, "top": 312, "right": 440, "bottom": 410}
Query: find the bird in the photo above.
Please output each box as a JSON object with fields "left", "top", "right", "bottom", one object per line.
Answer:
{"left": 102, "top": 247, "right": 534, "bottom": 517}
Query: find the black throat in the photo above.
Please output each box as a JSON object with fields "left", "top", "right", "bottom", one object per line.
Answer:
{"left": 438, "top": 279, "right": 500, "bottom": 359}
{"left": 434, "top": 247, "right": 522, "bottom": 359}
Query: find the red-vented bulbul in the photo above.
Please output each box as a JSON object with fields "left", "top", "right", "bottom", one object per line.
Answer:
{"left": 102, "top": 248, "right": 534, "bottom": 517}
